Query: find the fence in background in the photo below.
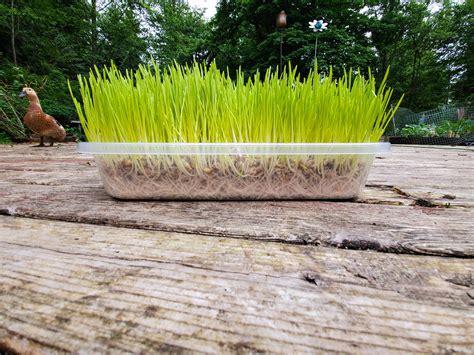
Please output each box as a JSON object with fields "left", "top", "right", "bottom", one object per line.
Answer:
{"left": 386, "top": 104, "right": 473, "bottom": 145}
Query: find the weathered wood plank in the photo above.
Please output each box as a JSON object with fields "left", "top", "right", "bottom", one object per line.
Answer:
{"left": 367, "top": 145, "right": 474, "bottom": 207}
{"left": 0, "top": 144, "right": 473, "bottom": 257}
{"left": 1, "top": 216, "right": 473, "bottom": 354}
{"left": 1, "top": 143, "right": 472, "bottom": 206}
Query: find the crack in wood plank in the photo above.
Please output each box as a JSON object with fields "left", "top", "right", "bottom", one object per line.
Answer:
{"left": 362, "top": 183, "right": 466, "bottom": 208}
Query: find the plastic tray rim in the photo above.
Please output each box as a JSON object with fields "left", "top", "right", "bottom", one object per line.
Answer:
{"left": 78, "top": 142, "right": 391, "bottom": 155}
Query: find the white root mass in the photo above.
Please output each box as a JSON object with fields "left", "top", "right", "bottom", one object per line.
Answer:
{"left": 96, "top": 155, "right": 373, "bottom": 200}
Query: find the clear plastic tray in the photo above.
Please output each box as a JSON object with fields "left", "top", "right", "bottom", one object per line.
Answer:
{"left": 78, "top": 142, "right": 390, "bottom": 200}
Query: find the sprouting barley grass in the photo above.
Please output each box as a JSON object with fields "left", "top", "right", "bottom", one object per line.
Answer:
{"left": 69, "top": 61, "right": 402, "bottom": 144}
{"left": 71, "top": 62, "right": 402, "bottom": 200}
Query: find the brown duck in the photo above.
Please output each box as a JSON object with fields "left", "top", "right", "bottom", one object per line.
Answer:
{"left": 19, "top": 87, "right": 66, "bottom": 147}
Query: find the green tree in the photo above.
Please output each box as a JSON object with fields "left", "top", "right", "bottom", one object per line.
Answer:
{"left": 448, "top": 0, "right": 473, "bottom": 102}
{"left": 0, "top": 0, "right": 95, "bottom": 124}
{"left": 144, "top": 0, "right": 210, "bottom": 66}
{"left": 97, "top": 2, "right": 147, "bottom": 69}
{"left": 370, "top": 0, "right": 456, "bottom": 111}
{"left": 0, "top": 0, "right": 470, "bottom": 140}
{"left": 208, "top": 0, "right": 377, "bottom": 77}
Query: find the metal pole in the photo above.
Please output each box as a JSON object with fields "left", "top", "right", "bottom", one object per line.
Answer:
{"left": 314, "top": 36, "right": 318, "bottom": 65}
{"left": 391, "top": 105, "right": 397, "bottom": 135}
{"left": 280, "top": 30, "right": 283, "bottom": 73}
{"left": 276, "top": 11, "right": 286, "bottom": 74}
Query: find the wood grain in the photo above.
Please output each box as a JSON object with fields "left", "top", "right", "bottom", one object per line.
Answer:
{"left": 1, "top": 216, "right": 473, "bottom": 354}
{"left": 0, "top": 143, "right": 473, "bottom": 257}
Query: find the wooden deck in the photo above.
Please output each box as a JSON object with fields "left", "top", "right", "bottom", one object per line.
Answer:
{"left": 0, "top": 143, "right": 473, "bottom": 353}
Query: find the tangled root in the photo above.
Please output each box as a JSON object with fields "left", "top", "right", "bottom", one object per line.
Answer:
{"left": 96, "top": 155, "right": 373, "bottom": 200}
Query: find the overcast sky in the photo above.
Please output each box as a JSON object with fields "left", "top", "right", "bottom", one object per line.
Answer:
{"left": 188, "top": 0, "right": 218, "bottom": 18}
{"left": 187, "top": 0, "right": 465, "bottom": 20}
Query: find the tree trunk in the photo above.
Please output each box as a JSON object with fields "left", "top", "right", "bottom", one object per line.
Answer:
{"left": 91, "top": 0, "right": 97, "bottom": 66}
{"left": 408, "top": 37, "right": 419, "bottom": 108}
{"left": 11, "top": 0, "right": 17, "bottom": 66}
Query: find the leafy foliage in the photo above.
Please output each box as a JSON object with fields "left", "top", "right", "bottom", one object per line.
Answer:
{"left": 435, "top": 119, "right": 474, "bottom": 138}
{"left": 0, "top": 79, "right": 27, "bottom": 139}
{"left": 145, "top": 0, "right": 210, "bottom": 65}
{"left": 400, "top": 123, "right": 437, "bottom": 138}
{"left": 65, "top": 125, "right": 83, "bottom": 141}
{"left": 0, "top": 131, "right": 12, "bottom": 144}
{"left": 96, "top": 3, "right": 147, "bottom": 69}
{"left": 401, "top": 120, "right": 474, "bottom": 138}
{"left": 208, "top": 0, "right": 376, "bottom": 78}
{"left": 0, "top": 0, "right": 471, "bottom": 141}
